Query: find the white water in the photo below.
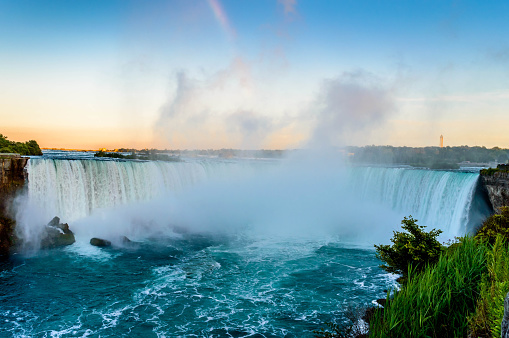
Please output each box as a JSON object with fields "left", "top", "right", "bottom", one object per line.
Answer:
{"left": 26, "top": 158, "right": 262, "bottom": 222}
{"left": 348, "top": 167, "right": 483, "bottom": 236}
{"left": 20, "top": 158, "right": 487, "bottom": 246}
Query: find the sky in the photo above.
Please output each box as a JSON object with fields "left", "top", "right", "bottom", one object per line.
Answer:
{"left": 1, "top": 0, "right": 509, "bottom": 150}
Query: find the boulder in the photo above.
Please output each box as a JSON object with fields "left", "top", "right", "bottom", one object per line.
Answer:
{"left": 40, "top": 216, "right": 75, "bottom": 249}
{"left": 118, "top": 235, "right": 141, "bottom": 250}
{"left": 90, "top": 237, "right": 112, "bottom": 247}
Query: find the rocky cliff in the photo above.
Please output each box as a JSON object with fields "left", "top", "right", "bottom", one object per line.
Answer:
{"left": 0, "top": 154, "right": 28, "bottom": 255}
{"left": 480, "top": 171, "right": 509, "bottom": 213}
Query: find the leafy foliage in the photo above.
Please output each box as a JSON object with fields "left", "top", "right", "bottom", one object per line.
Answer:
{"left": 475, "top": 207, "right": 509, "bottom": 245}
{"left": 0, "top": 134, "right": 42, "bottom": 156}
{"left": 371, "top": 237, "right": 488, "bottom": 338}
{"left": 480, "top": 164, "right": 509, "bottom": 176}
{"left": 374, "top": 217, "right": 443, "bottom": 278}
{"left": 369, "top": 211, "right": 509, "bottom": 337}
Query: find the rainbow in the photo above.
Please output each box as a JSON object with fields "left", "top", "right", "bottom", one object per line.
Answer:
{"left": 206, "top": 0, "right": 236, "bottom": 40}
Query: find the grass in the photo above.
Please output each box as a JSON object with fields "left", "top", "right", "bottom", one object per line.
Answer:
{"left": 468, "top": 235, "right": 509, "bottom": 337}
{"left": 370, "top": 236, "right": 488, "bottom": 338}
{"left": 317, "top": 210, "right": 509, "bottom": 338}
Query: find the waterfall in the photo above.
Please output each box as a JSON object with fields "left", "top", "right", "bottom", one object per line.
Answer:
{"left": 25, "top": 159, "right": 490, "bottom": 238}
{"left": 348, "top": 167, "right": 489, "bottom": 235}
{"left": 26, "top": 158, "right": 252, "bottom": 222}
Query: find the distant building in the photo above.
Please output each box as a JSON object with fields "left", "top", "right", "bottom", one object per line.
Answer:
{"left": 440, "top": 135, "right": 444, "bottom": 148}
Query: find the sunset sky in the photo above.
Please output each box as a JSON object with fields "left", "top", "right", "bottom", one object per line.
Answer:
{"left": 1, "top": 0, "right": 509, "bottom": 149}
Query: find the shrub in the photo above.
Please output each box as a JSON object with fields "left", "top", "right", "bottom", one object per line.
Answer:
{"left": 0, "top": 134, "right": 42, "bottom": 155}
{"left": 476, "top": 207, "right": 509, "bottom": 244}
{"left": 374, "top": 216, "right": 443, "bottom": 279}
{"left": 371, "top": 237, "right": 488, "bottom": 338}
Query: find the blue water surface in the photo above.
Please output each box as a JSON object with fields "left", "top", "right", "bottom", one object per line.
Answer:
{"left": 0, "top": 234, "right": 394, "bottom": 337}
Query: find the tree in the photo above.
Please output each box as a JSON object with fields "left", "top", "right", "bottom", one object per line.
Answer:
{"left": 375, "top": 216, "right": 443, "bottom": 279}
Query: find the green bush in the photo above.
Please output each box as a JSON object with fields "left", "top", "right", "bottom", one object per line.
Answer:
{"left": 476, "top": 207, "right": 509, "bottom": 244}
{"left": 374, "top": 216, "right": 443, "bottom": 279}
{"left": 0, "top": 134, "right": 42, "bottom": 155}
{"left": 371, "top": 237, "right": 488, "bottom": 338}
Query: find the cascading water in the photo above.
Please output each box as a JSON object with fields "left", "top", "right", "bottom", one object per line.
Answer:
{"left": 25, "top": 158, "right": 489, "bottom": 238}
{"left": 2, "top": 155, "right": 493, "bottom": 337}
{"left": 348, "top": 167, "right": 489, "bottom": 237}
{"left": 26, "top": 158, "right": 261, "bottom": 222}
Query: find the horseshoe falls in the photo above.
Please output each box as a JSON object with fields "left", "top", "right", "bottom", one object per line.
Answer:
{"left": 1, "top": 155, "right": 492, "bottom": 337}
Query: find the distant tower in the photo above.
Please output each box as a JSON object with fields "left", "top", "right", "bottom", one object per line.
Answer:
{"left": 440, "top": 135, "right": 444, "bottom": 148}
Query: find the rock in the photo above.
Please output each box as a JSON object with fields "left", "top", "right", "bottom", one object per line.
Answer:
{"left": 480, "top": 172, "right": 509, "bottom": 213}
{"left": 0, "top": 156, "right": 29, "bottom": 256}
{"left": 117, "top": 235, "right": 140, "bottom": 250}
{"left": 362, "top": 306, "right": 382, "bottom": 325}
{"left": 47, "top": 216, "right": 60, "bottom": 227}
{"left": 502, "top": 292, "right": 509, "bottom": 338}
{"left": 90, "top": 237, "right": 112, "bottom": 247}
{"left": 0, "top": 216, "right": 16, "bottom": 256}
{"left": 376, "top": 298, "right": 387, "bottom": 307}
{"left": 40, "top": 217, "right": 75, "bottom": 249}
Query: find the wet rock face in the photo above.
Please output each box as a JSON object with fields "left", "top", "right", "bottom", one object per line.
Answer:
{"left": 40, "top": 216, "right": 76, "bottom": 249}
{"left": 0, "top": 155, "right": 28, "bottom": 256}
{"left": 0, "top": 216, "right": 15, "bottom": 256}
{"left": 0, "top": 156, "right": 28, "bottom": 216}
{"left": 481, "top": 172, "right": 509, "bottom": 213}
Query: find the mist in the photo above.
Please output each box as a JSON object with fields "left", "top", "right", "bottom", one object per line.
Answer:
{"left": 307, "top": 70, "right": 396, "bottom": 149}
{"left": 14, "top": 155, "right": 402, "bottom": 252}
{"left": 14, "top": 67, "right": 406, "bottom": 252}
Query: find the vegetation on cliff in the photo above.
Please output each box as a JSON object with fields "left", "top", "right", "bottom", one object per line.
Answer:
{"left": 480, "top": 164, "right": 509, "bottom": 176}
{"left": 0, "top": 134, "right": 42, "bottom": 156}
{"left": 317, "top": 210, "right": 509, "bottom": 338}
{"left": 475, "top": 207, "right": 509, "bottom": 244}
{"left": 371, "top": 236, "right": 487, "bottom": 337}
{"left": 369, "top": 213, "right": 509, "bottom": 338}
{"left": 374, "top": 217, "right": 443, "bottom": 280}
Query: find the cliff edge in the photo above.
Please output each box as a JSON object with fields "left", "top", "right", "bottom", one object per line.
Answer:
{"left": 0, "top": 154, "right": 28, "bottom": 255}
{"left": 480, "top": 168, "right": 509, "bottom": 214}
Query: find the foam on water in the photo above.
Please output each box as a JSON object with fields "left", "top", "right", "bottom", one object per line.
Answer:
{"left": 1, "top": 154, "right": 493, "bottom": 336}
{"left": 20, "top": 157, "right": 490, "bottom": 246}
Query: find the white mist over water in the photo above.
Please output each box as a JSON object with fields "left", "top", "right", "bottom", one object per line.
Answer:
{"left": 15, "top": 153, "right": 487, "bottom": 250}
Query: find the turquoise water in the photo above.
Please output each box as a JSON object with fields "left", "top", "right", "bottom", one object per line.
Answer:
{"left": 1, "top": 152, "right": 491, "bottom": 337}
{"left": 1, "top": 234, "right": 393, "bottom": 337}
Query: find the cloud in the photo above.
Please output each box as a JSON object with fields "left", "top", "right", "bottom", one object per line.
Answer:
{"left": 487, "top": 46, "right": 509, "bottom": 63}
{"left": 278, "top": 0, "right": 297, "bottom": 15}
{"left": 307, "top": 70, "right": 396, "bottom": 148}
{"left": 155, "top": 61, "right": 397, "bottom": 150}
{"left": 397, "top": 90, "right": 509, "bottom": 104}
{"left": 227, "top": 110, "right": 275, "bottom": 148}
{"left": 154, "top": 57, "right": 279, "bottom": 149}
